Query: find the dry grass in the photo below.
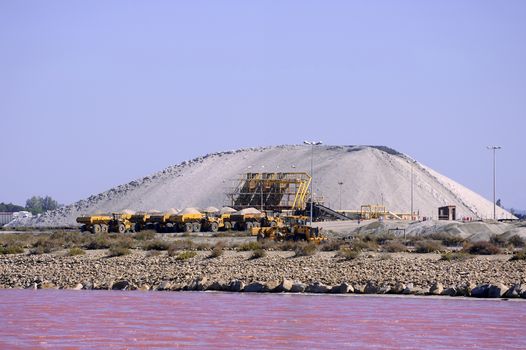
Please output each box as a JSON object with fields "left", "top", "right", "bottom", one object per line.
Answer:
{"left": 382, "top": 240, "right": 407, "bottom": 253}
{"left": 336, "top": 246, "right": 360, "bottom": 260}
{"left": 462, "top": 241, "right": 501, "bottom": 255}
{"left": 293, "top": 242, "right": 317, "bottom": 257}
{"left": 249, "top": 249, "right": 266, "bottom": 259}
{"left": 174, "top": 251, "right": 197, "bottom": 260}
{"left": 415, "top": 240, "right": 444, "bottom": 253}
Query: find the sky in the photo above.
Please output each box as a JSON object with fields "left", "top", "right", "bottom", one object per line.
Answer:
{"left": 1, "top": 0, "right": 525, "bottom": 209}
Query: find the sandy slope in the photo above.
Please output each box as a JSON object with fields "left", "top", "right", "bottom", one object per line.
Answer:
{"left": 8, "top": 145, "right": 515, "bottom": 226}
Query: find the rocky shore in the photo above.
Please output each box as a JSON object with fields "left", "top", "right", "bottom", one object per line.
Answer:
{"left": 1, "top": 249, "right": 525, "bottom": 299}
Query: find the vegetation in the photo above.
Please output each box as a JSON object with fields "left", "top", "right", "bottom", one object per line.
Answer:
{"left": 25, "top": 196, "right": 60, "bottom": 215}
{"left": 508, "top": 235, "right": 525, "bottom": 248}
{"left": 415, "top": 240, "right": 444, "bottom": 253}
{"left": 67, "top": 247, "right": 86, "bottom": 256}
{"left": 174, "top": 251, "right": 197, "bottom": 260}
{"left": 462, "top": 241, "right": 501, "bottom": 255}
{"left": 510, "top": 248, "right": 526, "bottom": 261}
{"left": 382, "top": 240, "right": 407, "bottom": 253}
{"left": 0, "top": 243, "right": 24, "bottom": 255}
{"left": 133, "top": 230, "right": 156, "bottom": 241}
{"left": 249, "top": 249, "right": 266, "bottom": 259}
{"left": 440, "top": 251, "right": 471, "bottom": 261}
{"left": 336, "top": 246, "right": 360, "bottom": 260}
{"left": 427, "top": 232, "right": 466, "bottom": 247}
{"left": 293, "top": 242, "right": 317, "bottom": 257}
{"left": 143, "top": 240, "right": 170, "bottom": 251}
{"left": 107, "top": 246, "right": 131, "bottom": 257}
{"left": 209, "top": 242, "right": 225, "bottom": 258}
{"left": 237, "top": 241, "right": 262, "bottom": 251}
{"left": 0, "top": 202, "right": 25, "bottom": 212}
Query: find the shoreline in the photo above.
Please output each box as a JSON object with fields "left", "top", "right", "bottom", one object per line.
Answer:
{"left": 1, "top": 249, "right": 525, "bottom": 299}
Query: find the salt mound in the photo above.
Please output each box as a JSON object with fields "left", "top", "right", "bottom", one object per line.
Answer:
{"left": 238, "top": 208, "right": 261, "bottom": 215}
{"left": 147, "top": 209, "right": 161, "bottom": 213}
{"left": 166, "top": 208, "right": 179, "bottom": 214}
{"left": 179, "top": 207, "right": 201, "bottom": 215}
{"left": 6, "top": 144, "right": 517, "bottom": 227}
{"left": 121, "top": 209, "right": 136, "bottom": 215}
{"left": 203, "top": 206, "right": 220, "bottom": 213}
{"left": 220, "top": 207, "right": 237, "bottom": 214}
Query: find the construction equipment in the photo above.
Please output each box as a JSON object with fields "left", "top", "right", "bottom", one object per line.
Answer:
{"left": 228, "top": 172, "right": 311, "bottom": 211}
{"left": 251, "top": 224, "right": 326, "bottom": 243}
{"left": 76, "top": 213, "right": 134, "bottom": 234}
{"left": 229, "top": 208, "right": 263, "bottom": 231}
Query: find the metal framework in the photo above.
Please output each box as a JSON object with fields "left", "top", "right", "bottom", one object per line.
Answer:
{"left": 227, "top": 172, "right": 311, "bottom": 211}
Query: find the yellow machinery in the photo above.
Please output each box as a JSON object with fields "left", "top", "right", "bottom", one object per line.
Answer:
{"left": 227, "top": 172, "right": 311, "bottom": 211}
{"left": 130, "top": 212, "right": 154, "bottom": 231}
{"left": 229, "top": 209, "right": 263, "bottom": 231}
{"left": 251, "top": 224, "right": 326, "bottom": 243}
{"left": 76, "top": 213, "right": 134, "bottom": 234}
{"left": 170, "top": 210, "right": 205, "bottom": 232}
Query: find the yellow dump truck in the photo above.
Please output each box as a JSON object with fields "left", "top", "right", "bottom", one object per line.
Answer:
{"left": 170, "top": 209, "right": 204, "bottom": 232}
{"left": 229, "top": 208, "right": 263, "bottom": 231}
{"left": 251, "top": 224, "right": 326, "bottom": 243}
{"left": 76, "top": 213, "right": 134, "bottom": 234}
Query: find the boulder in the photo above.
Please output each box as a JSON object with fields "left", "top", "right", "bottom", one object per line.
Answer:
{"left": 390, "top": 282, "right": 406, "bottom": 294}
{"left": 244, "top": 282, "right": 266, "bottom": 293}
{"left": 364, "top": 282, "right": 379, "bottom": 294}
{"left": 330, "top": 282, "right": 353, "bottom": 294}
{"left": 402, "top": 283, "right": 414, "bottom": 295}
{"left": 71, "top": 283, "right": 83, "bottom": 290}
{"left": 138, "top": 284, "right": 150, "bottom": 291}
{"left": 306, "top": 282, "right": 330, "bottom": 294}
{"left": 264, "top": 280, "right": 281, "bottom": 292}
{"left": 503, "top": 284, "right": 521, "bottom": 298}
{"left": 354, "top": 284, "right": 366, "bottom": 294}
{"left": 208, "top": 280, "right": 228, "bottom": 291}
{"left": 39, "top": 281, "right": 57, "bottom": 289}
{"left": 429, "top": 282, "right": 444, "bottom": 295}
{"left": 227, "top": 279, "right": 245, "bottom": 292}
{"left": 442, "top": 287, "right": 457, "bottom": 296}
{"left": 471, "top": 284, "right": 490, "bottom": 298}
{"left": 290, "top": 282, "right": 307, "bottom": 293}
{"left": 157, "top": 280, "right": 173, "bottom": 291}
{"left": 111, "top": 280, "right": 136, "bottom": 291}
{"left": 82, "top": 281, "right": 93, "bottom": 290}
{"left": 185, "top": 277, "right": 208, "bottom": 291}
{"left": 487, "top": 283, "right": 508, "bottom": 298}
{"left": 275, "top": 278, "right": 294, "bottom": 293}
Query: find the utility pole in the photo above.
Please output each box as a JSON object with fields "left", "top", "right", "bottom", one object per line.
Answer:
{"left": 338, "top": 181, "right": 344, "bottom": 210}
{"left": 487, "top": 146, "right": 502, "bottom": 220}
{"left": 304, "top": 141, "right": 323, "bottom": 225}
{"left": 410, "top": 161, "right": 414, "bottom": 221}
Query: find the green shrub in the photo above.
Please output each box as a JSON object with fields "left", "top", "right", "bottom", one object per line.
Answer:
{"left": 382, "top": 240, "right": 407, "bottom": 253}
{"left": 168, "top": 240, "right": 195, "bottom": 253}
{"left": 489, "top": 234, "right": 507, "bottom": 247}
{"left": 508, "top": 235, "right": 525, "bottom": 248}
{"left": 428, "top": 232, "right": 466, "bottom": 247}
{"left": 143, "top": 240, "right": 170, "bottom": 251}
{"left": 440, "top": 251, "right": 471, "bottom": 261}
{"left": 319, "top": 239, "right": 344, "bottom": 251}
{"left": 336, "top": 247, "right": 360, "bottom": 260}
{"left": 294, "top": 242, "right": 317, "bottom": 257}
{"left": 31, "top": 238, "right": 58, "bottom": 254}
{"left": 462, "top": 241, "right": 501, "bottom": 255}
{"left": 238, "top": 241, "right": 262, "bottom": 251}
{"left": 250, "top": 249, "right": 266, "bottom": 259}
{"left": 175, "top": 251, "right": 197, "bottom": 260}
{"left": 85, "top": 234, "right": 111, "bottom": 250}
{"left": 350, "top": 238, "right": 378, "bottom": 251}
{"left": 510, "top": 248, "right": 526, "bottom": 261}
{"left": 68, "top": 247, "right": 86, "bottom": 256}
{"left": 0, "top": 244, "right": 24, "bottom": 255}
{"left": 107, "top": 246, "right": 131, "bottom": 257}
{"left": 133, "top": 230, "right": 156, "bottom": 241}
{"left": 415, "top": 240, "right": 444, "bottom": 253}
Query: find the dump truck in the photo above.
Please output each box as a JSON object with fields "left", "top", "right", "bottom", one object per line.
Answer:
{"left": 170, "top": 208, "right": 205, "bottom": 232}
{"left": 229, "top": 208, "right": 263, "bottom": 231}
{"left": 251, "top": 224, "right": 326, "bottom": 243}
{"left": 76, "top": 213, "right": 134, "bottom": 234}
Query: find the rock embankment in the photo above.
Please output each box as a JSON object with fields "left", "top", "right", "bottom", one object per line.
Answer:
{"left": 1, "top": 250, "right": 525, "bottom": 298}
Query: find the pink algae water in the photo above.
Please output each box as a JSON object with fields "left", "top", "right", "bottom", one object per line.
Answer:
{"left": 0, "top": 290, "right": 525, "bottom": 349}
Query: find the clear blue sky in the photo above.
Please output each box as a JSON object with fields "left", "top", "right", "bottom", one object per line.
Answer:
{"left": 1, "top": 1, "right": 525, "bottom": 209}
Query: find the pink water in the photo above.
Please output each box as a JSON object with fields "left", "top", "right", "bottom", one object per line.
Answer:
{"left": 0, "top": 290, "right": 525, "bottom": 349}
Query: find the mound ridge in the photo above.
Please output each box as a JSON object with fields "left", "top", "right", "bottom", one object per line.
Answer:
{"left": 8, "top": 145, "right": 514, "bottom": 226}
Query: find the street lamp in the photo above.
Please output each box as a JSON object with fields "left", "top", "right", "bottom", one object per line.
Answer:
{"left": 410, "top": 160, "right": 416, "bottom": 221}
{"left": 487, "top": 146, "right": 502, "bottom": 220}
{"left": 338, "top": 181, "right": 344, "bottom": 210}
{"left": 304, "top": 140, "right": 323, "bottom": 225}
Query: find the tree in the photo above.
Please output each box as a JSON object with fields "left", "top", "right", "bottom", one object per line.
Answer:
{"left": 496, "top": 199, "right": 502, "bottom": 208}
{"left": 0, "top": 202, "right": 25, "bottom": 212}
{"left": 25, "top": 196, "right": 60, "bottom": 214}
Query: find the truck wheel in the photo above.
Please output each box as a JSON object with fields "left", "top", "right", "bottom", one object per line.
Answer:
{"left": 257, "top": 233, "right": 265, "bottom": 241}
{"left": 80, "top": 225, "right": 88, "bottom": 233}
{"left": 101, "top": 225, "right": 109, "bottom": 233}
{"left": 118, "top": 223, "right": 126, "bottom": 234}
{"left": 185, "top": 223, "right": 193, "bottom": 233}
{"left": 134, "top": 223, "right": 141, "bottom": 232}
{"left": 92, "top": 224, "right": 101, "bottom": 234}
{"left": 210, "top": 222, "right": 219, "bottom": 232}
{"left": 270, "top": 221, "right": 276, "bottom": 227}
{"left": 245, "top": 222, "right": 253, "bottom": 231}
{"left": 192, "top": 222, "right": 201, "bottom": 232}
{"left": 224, "top": 222, "right": 232, "bottom": 231}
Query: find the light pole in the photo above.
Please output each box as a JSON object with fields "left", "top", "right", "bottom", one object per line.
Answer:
{"left": 410, "top": 160, "right": 416, "bottom": 221}
{"left": 487, "top": 146, "right": 502, "bottom": 220}
{"left": 304, "top": 141, "right": 323, "bottom": 225}
{"left": 338, "top": 181, "right": 344, "bottom": 210}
